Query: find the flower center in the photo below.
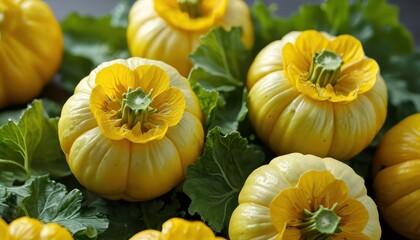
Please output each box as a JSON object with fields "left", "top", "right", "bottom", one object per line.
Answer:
{"left": 177, "top": 0, "right": 201, "bottom": 18}
{"left": 308, "top": 50, "right": 343, "bottom": 87}
{"left": 116, "top": 87, "right": 157, "bottom": 130}
{"left": 296, "top": 203, "right": 342, "bottom": 239}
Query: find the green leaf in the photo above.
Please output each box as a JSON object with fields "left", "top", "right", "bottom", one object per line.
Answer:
{"left": 85, "top": 190, "right": 182, "bottom": 240}
{"left": 189, "top": 27, "right": 251, "bottom": 133}
{"left": 59, "top": 2, "right": 130, "bottom": 94}
{"left": 61, "top": 13, "right": 129, "bottom": 66}
{"left": 322, "top": 0, "right": 349, "bottom": 31}
{"left": 379, "top": 51, "right": 420, "bottom": 133}
{"left": 192, "top": 84, "right": 219, "bottom": 130}
{"left": 59, "top": 52, "right": 95, "bottom": 94}
{"left": 189, "top": 27, "right": 251, "bottom": 91}
{"left": 14, "top": 176, "right": 108, "bottom": 239}
{"left": 0, "top": 100, "right": 70, "bottom": 186}
{"left": 0, "top": 176, "right": 108, "bottom": 239}
{"left": 183, "top": 127, "right": 265, "bottom": 233}
{"left": 250, "top": 0, "right": 414, "bottom": 66}
{"left": 208, "top": 89, "right": 248, "bottom": 134}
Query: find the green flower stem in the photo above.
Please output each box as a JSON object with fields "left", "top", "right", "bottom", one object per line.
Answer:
{"left": 308, "top": 50, "right": 343, "bottom": 87}
{"left": 296, "top": 203, "right": 342, "bottom": 239}
{"left": 116, "top": 87, "right": 157, "bottom": 129}
{"left": 178, "top": 0, "right": 201, "bottom": 18}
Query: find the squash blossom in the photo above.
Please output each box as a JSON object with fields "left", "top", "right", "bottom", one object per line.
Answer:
{"left": 247, "top": 30, "right": 388, "bottom": 160}
{"left": 129, "top": 218, "right": 225, "bottom": 239}
{"left": 58, "top": 57, "right": 204, "bottom": 201}
{"left": 126, "top": 0, "right": 254, "bottom": 76}
{"left": 229, "top": 153, "right": 381, "bottom": 240}
{"left": 0, "top": 217, "right": 73, "bottom": 240}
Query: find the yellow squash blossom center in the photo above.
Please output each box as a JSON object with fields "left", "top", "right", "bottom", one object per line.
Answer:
{"left": 90, "top": 64, "right": 186, "bottom": 144}
{"left": 270, "top": 171, "right": 370, "bottom": 239}
{"left": 154, "top": 0, "right": 227, "bottom": 31}
{"left": 283, "top": 30, "right": 379, "bottom": 102}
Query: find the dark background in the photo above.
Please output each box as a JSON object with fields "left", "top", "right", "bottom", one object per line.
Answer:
{"left": 44, "top": 0, "right": 420, "bottom": 46}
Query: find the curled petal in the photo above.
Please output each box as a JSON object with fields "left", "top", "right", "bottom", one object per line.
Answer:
{"left": 340, "top": 58, "right": 379, "bottom": 94}
{"left": 95, "top": 64, "right": 135, "bottom": 100}
{"left": 133, "top": 65, "right": 170, "bottom": 99}
{"left": 90, "top": 63, "right": 186, "bottom": 143}
{"left": 150, "top": 87, "right": 186, "bottom": 127}
{"left": 283, "top": 43, "right": 309, "bottom": 80}
{"left": 154, "top": 0, "right": 227, "bottom": 31}
{"left": 335, "top": 198, "right": 370, "bottom": 239}
{"left": 270, "top": 171, "right": 369, "bottom": 239}
{"left": 293, "top": 30, "right": 329, "bottom": 67}
{"left": 270, "top": 187, "right": 308, "bottom": 235}
{"left": 327, "top": 35, "right": 365, "bottom": 67}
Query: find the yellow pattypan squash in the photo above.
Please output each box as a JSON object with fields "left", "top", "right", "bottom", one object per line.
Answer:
{"left": 58, "top": 57, "right": 204, "bottom": 201}
{"left": 229, "top": 153, "right": 381, "bottom": 240}
{"left": 0, "top": 217, "right": 73, "bottom": 240}
{"left": 372, "top": 113, "right": 420, "bottom": 240}
{"left": 129, "top": 218, "right": 225, "bottom": 240}
{"left": 247, "top": 30, "right": 388, "bottom": 161}
{"left": 126, "top": 0, "right": 254, "bottom": 76}
{"left": 0, "top": 0, "right": 63, "bottom": 108}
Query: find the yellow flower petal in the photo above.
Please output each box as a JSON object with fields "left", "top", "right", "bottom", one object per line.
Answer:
{"left": 340, "top": 58, "right": 379, "bottom": 94}
{"left": 282, "top": 30, "right": 379, "bottom": 103}
{"left": 292, "top": 30, "right": 329, "bottom": 68}
{"left": 150, "top": 87, "right": 186, "bottom": 127}
{"left": 327, "top": 35, "right": 365, "bottom": 67}
{"left": 335, "top": 198, "right": 370, "bottom": 239}
{"left": 298, "top": 171, "right": 349, "bottom": 209}
{"left": 282, "top": 43, "right": 309, "bottom": 81}
{"left": 270, "top": 171, "right": 370, "bottom": 239}
{"left": 154, "top": 0, "right": 227, "bottom": 31}
{"left": 95, "top": 63, "right": 136, "bottom": 101}
{"left": 132, "top": 65, "right": 171, "bottom": 99}
{"left": 270, "top": 187, "right": 308, "bottom": 236}
{"left": 90, "top": 63, "right": 186, "bottom": 143}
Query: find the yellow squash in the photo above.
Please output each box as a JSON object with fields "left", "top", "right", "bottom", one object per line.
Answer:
{"left": 247, "top": 30, "right": 387, "bottom": 161}
{"left": 58, "top": 57, "right": 204, "bottom": 201}
{"left": 0, "top": 217, "right": 73, "bottom": 240}
{"left": 0, "top": 0, "right": 63, "bottom": 108}
{"left": 126, "top": 0, "right": 254, "bottom": 76}
{"left": 129, "top": 218, "right": 225, "bottom": 240}
{"left": 372, "top": 113, "right": 420, "bottom": 239}
{"left": 229, "top": 153, "right": 381, "bottom": 240}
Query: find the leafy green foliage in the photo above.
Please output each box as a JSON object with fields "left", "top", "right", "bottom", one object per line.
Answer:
{"left": 189, "top": 27, "right": 250, "bottom": 91}
{"left": 251, "top": 0, "right": 414, "bottom": 67}
{"left": 75, "top": 190, "right": 183, "bottom": 240}
{"left": 0, "top": 175, "right": 108, "bottom": 239}
{"left": 183, "top": 127, "right": 265, "bottom": 233}
{"left": 0, "top": 100, "right": 70, "bottom": 186}
{"left": 58, "top": 0, "right": 131, "bottom": 94}
{"left": 189, "top": 27, "right": 252, "bottom": 134}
